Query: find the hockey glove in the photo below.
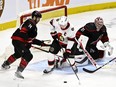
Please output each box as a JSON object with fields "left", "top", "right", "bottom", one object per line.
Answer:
{"left": 63, "top": 49, "right": 71, "bottom": 59}
{"left": 101, "top": 42, "right": 113, "bottom": 56}
{"left": 50, "top": 31, "right": 57, "bottom": 40}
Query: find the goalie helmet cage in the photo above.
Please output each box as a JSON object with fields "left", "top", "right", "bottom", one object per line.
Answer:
{"left": 18, "top": 5, "right": 67, "bottom": 25}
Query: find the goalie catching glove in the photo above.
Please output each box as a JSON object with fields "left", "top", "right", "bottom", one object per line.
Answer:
{"left": 101, "top": 42, "right": 113, "bottom": 56}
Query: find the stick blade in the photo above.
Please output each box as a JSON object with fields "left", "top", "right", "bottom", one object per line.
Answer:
{"left": 83, "top": 68, "right": 97, "bottom": 73}
{"left": 83, "top": 57, "right": 116, "bottom": 73}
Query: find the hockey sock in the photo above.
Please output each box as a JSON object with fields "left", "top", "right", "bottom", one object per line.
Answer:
{"left": 7, "top": 55, "right": 16, "bottom": 65}
{"left": 18, "top": 58, "right": 28, "bottom": 72}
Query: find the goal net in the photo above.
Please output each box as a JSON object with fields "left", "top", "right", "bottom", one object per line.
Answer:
{"left": 17, "top": 5, "right": 67, "bottom": 26}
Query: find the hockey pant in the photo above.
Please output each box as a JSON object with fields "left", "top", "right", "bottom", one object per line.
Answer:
{"left": 86, "top": 46, "right": 105, "bottom": 60}
{"left": 47, "top": 40, "right": 77, "bottom": 68}
{"left": 6, "top": 40, "right": 33, "bottom": 72}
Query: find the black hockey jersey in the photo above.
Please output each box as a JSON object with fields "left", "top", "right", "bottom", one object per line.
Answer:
{"left": 11, "top": 18, "right": 37, "bottom": 43}
{"left": 76, "top": 22, "right": 109, "bottom": 46}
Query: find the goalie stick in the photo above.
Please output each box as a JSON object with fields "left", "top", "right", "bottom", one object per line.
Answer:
{"left": 75, "top": 35, "right": 99, "bottom": 68}
{"left": 83, "top": 57, "right": 116, "bottom": 73}
{"left": 79, "top": 41, "right": 98, "bottom": 68}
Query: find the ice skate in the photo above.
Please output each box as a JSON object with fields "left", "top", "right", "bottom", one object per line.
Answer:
{"left": 1, "top": 61, "right": 10, "bottom": 70}
{"left": 15, "top": 71, "right": 24, "bottom": 79}
{"left": 43, "top": 67, "right": 55, "bottom": 74}
{"left": 43, "top": 59, "right": 60, "bottom": 74}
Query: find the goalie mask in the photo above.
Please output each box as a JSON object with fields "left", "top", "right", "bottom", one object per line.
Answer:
{"left": 94, "top": 17, "right": 104, "bottom": 30}
{"left": 58, "top": 16, "right": 68, "bottom": 29}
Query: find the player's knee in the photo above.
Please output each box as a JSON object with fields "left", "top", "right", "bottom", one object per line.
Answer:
{"left": 25, "top": 54, "right": 33, "bottom": 62}
{"left": 23, "top": 52, "right": 33, "bottom": 62}
{"left": 13, "top": 53, "right": 21, "bottom": 59}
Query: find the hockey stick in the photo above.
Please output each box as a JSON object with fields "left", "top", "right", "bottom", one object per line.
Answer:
{"left": 31, "top": 46, "right": 64, "bottom": 58}
{"left": 58, "top": 42, "right": 81, "bottom": 84}
{"left": 32, "top": 45, "right": 85, "bottom": 62}
{"left": 83, "top": 57, "right": 116, "bottom": 73}
{"left": 32, "top": 45, "right": 81, "bottom": 81}
{"left": 32, "top": 45, "right": 50, "bottom": 53}
{"left": 75, "top": 57, "right": 88, "bottom": 64}
{"left": 79, "top": 41, "right": 98, "bottom": 68}
{"left": 66, "top": 58, "right": 81, "bottom": 84}
{"left": 75, "top": 35, "right": 98, "bottom": 68}
{"left": 32, "top": 46, "right": 80, "bottom": 59}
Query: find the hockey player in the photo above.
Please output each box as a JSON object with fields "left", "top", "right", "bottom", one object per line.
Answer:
{"left": 75, "top": 17, "right": 113, "bottom": 62}
{"left": 43, "top": 16, "right": 78, "bottom": 73}
{"left": 1, "top": 10, "right": 49, "bottom": 79}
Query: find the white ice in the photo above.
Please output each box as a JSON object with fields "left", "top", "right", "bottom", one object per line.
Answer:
{"left": 0, "top": 8, "right": 116, "bottom": 87}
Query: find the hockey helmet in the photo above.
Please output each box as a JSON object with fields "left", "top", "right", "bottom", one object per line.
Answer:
{"left": 94, "top": 17, "right": 104, "bottom": 28}
{"left": 58, "top": 16, "right": 68, "bottom": 26}
{"left": 32, "top": 10, "right": 42, "bottom": 18}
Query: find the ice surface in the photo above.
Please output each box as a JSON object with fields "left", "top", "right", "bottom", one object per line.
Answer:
{"left": 0, "top": 8, "right": 116, "bottom": 87}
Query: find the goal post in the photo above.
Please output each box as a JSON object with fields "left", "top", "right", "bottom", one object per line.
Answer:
{"left": 18, "top": 5, "right": 67, "bottom": 25}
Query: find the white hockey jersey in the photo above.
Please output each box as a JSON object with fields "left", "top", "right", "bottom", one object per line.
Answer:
{"left": 50, "top": 18, "right": 76, "bottom": 50}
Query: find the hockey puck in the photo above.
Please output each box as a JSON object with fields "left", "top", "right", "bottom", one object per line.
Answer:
{"left": 64, "top": 81, "right": 67, "bottom": 83}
